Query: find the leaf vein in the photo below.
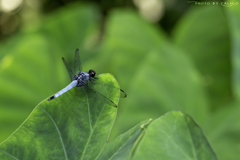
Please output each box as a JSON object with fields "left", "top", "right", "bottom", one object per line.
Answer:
{"left": 160, "top": 126, "right": 191, "bottom": 159}
{"left": 82, "top": 91, "right": 108, "bottom": 160}
{"left": 0, "top": 150, "right": 19, "bottom": 160}
{"left": 40, "top": 107, "right": 68, "bottom": 160}
{"left": 185, "top": 119, "right": 198, "bottom": 160}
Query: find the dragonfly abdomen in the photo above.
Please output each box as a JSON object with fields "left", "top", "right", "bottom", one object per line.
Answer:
{"left": 48, "top": 80, "right": 78, "bottom": 101}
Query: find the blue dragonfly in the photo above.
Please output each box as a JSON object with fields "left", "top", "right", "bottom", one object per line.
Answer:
{"left": 48, "top": 49, "right": 126, "bottom": 107}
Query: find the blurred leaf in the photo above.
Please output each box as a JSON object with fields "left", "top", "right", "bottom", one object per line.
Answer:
{"left": 0, "top": 34, "right": 23, "bottom": 59}
{"left": 0, "top": 4, "right": 99, "bottom": 143}
{"left": 207, "top": 101, "right": 240, "bottom": 160}
{"left": 0, "top": 74, "right": 119, "bottom": 160}
{"left": 116, "top": 47, "right": 210, "bottom": 138}
{"left": 40, "top": 3, "right": 100, "bottom": 61}
{"left": 173, "top": 6, "right": 231, "bottom": 109}
{"left": 0, "top": 34, "right": 54, "bottom": 143}
{"left": 132, "top": 111, "right": 217, "bottom": 160}
{"left": 226, "top": 0, "right": 240, "bottom": 99}
{"left": 97, "top": 9, "right": 167, "bottom": 85}
{"left": 198, "top": 1, "right": 240, "bottom": 160}
{"left": 98, "top": 9, "right": 210, "bottom": 139}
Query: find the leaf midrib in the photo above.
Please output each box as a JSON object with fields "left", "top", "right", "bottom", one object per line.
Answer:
{"left": 159, "top": 118, "right": 192, "bottom": 160}
{"left": 80, "top": 88, "right": 108, "bottom": 160}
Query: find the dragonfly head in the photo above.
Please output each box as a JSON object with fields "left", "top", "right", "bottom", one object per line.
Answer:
{"left": 89, "top": 69, "right": 96, "bottom": 77}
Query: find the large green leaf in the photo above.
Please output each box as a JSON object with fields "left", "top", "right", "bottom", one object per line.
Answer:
{"left": 96, "top": 9, "right": 166, "bottom": 85}
{"left": 97, "top": 111, "right": 217, "bottom": 160}
{"left": 201, "top": 1, "right": 240, "bottom": 160}
{"left": 39, "top": 3, "right": 100, "bottom": 61}
{"left": 0, "top": 4, "right": 99, "bottom": 143}
{"left": 207, "top": 101, "right": 240, "bottom": 160}
{"left": 0, "top": 34, "right": 54, "bottom": 143}
{"left": 132, "top": 111, "right": 217, "bottom": 160}
{"left": 96, "top": 119, "right": 152, "bottom": 160}
{"left": 0, "top": 74, "right": 120, "bottom": 160}
{"left": 173, "top": 6, "right": 231, "bottom": 109}
{"left": 97, "top": 9, "right": 210, "bottom": 139}
{"left": 115, "top": 47, "right": 210, "bottom": 137}
{"left": 1, "top": 103, "right": 216, "bottom": 160}
{"left": 226, "top": 0, "right": 240, "bottom": 99}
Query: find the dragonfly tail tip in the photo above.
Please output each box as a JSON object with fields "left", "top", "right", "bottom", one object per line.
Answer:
{"left": 48, "top": 96, "right": 55, "bottom": 101}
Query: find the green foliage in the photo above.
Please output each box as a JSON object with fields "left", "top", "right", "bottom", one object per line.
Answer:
{"left": 0, "top": 4, "right": 99, "bottom": 143}
{"left": 97, "top": 9, "right": 210, "bottom": 140}
{"left": 227, "top": 0, "right": 240, "bottom": 99}
{"left": 173, "top": 6, "right": 231, "bottom": 109}
{"left": 0, "top": 82, "right": 217, "bottom": 159}
{"left": 0, "top": 1, "right": 240, "bottom": 160}
{"left": 132, "top": 112, "right": 217, "bottom": 160}
{"left": 0, "top": 74, "right": 118, "bottom": 160}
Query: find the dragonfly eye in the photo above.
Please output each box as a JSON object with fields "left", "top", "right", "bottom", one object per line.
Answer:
{"left": 89, "top": 69, "right": 96, "bottom": 77}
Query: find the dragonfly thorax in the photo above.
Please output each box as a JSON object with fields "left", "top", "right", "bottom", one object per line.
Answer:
{"left": 74, "top": 71, "right": 90, "bottom": 87}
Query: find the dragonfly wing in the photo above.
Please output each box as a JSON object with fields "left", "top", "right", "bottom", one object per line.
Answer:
{"left": 119, "top": 89, "right": 127, "bottom": 98}
{"left": 90, "top": 77, "right": 127, "bottom": 98}
{"left": 62, "top": 57, "right": 75, "bottom": 81}
{"left": 85, "top": 86, "right": 117, "bottom": 107}
{"left": 74, "top": 49, "right": 82, "bottom": 74}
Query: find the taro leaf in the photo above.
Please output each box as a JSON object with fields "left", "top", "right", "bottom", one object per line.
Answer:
{"left": 207, "top": 101, "right": 240, "bottom": 160}
{"left": 0, "top": 4, "right": 99, "bottom": 143}
{"left": 97, "top": 9, "right": 210, "bottom": 140}
{"left": 96, "top": 119, "right": 152, "bottom": 160}
{"left": 204, "top": 2, "right": 240, "bottom": 160}
{"left": 0, "top": 34, "right": 54, "bottom": 143}
{"left": 0, "top": 74, "right": 120, "bottom": 160}
{"left": 97, "top": 111, "right": 216, "bottom": 160}
{"left": 132, "top": 111, "right": 217, "bottom": 160}
{"left": 40, "top": 3, "right": 99, "bottom": 58}
{"left": 173, "top": 6, "right": 231, "bottom": 109}
{"left": 226, "top": 0, "right": 240, "bottom": 99}
{"left": 96, "top": 9, "right": 166, "bottom": 86}
{"left": 110, "top": 47, "right": 210, "bottom": 139}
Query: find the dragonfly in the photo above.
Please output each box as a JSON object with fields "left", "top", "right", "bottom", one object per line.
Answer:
{"left": 48, "top": 49, "right": 127, "bottom": 107}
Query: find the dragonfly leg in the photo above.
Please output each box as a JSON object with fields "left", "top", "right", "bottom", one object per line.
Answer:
{"left": 89, "top": 78, "right": 97, "bottom": 84}
{"left": 89, "top": 79, "right": 93, "bottom": 84}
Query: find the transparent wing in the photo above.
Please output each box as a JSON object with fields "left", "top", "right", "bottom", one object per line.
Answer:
{"left": 90, "top": 77, "right": 127, "bottom": 98}
{"left": 119, "top": 89, "right": 127, "bottom": 98}
{"left": 74, "top": 49, "right": 82, "bottom": 74}
{"left": 84, "top": 78, "right": 127, "bottom": 108}
{"left": 86, "top": 86, "right": 118, "bottom": 107}
{"left": 62, "top": 57, "right": 75, "bottom": 81}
